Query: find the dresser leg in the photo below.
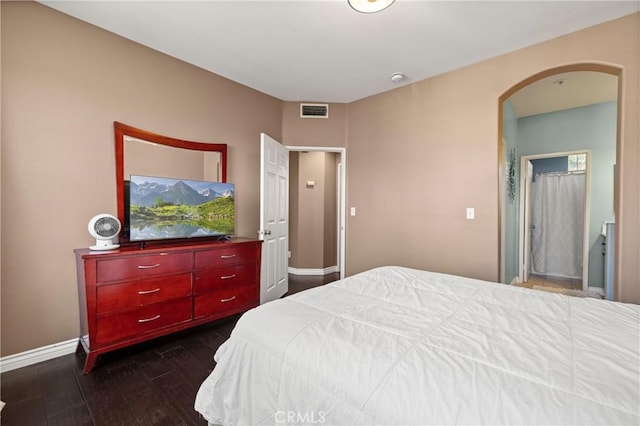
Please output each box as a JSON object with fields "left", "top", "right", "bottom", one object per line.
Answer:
{"left": 83, "top": 352, "right": 98, "bottom": 374}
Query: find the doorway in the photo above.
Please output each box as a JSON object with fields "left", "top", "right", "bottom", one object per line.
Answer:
{"left": 519, "top": 151, "right": 591, "bottom": 291}
{"left": 498, "top": 64, "right": 620, "bottom": 295}
{"left": 259, "top": 138, "right": 346, "bottom": 305}
{"left": 287, "top": 146, "right": 346, "bottom": 280}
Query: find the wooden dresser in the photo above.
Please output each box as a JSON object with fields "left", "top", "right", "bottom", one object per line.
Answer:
{"left": 74, "top": 238, "right": 261, "bottom": 373}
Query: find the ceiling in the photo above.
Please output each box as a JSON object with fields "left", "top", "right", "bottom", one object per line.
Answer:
{"left": 40, "top": 1, "right": 638, "bottom": 104}
{"left": 509, "top": 71, "right": 619, "bottom": 117}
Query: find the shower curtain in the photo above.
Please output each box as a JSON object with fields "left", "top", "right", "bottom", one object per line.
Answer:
{"left": 530, "top": 172, "right": 586, "bottom": 279}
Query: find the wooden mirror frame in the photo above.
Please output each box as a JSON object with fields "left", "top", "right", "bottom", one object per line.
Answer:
{"left": 114, "top": 121, "right": 228, "bottom": 243}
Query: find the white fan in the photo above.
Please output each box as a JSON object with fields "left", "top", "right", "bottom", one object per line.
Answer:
{"left": 88, "top": 214, "right": 121, "bottom": 250}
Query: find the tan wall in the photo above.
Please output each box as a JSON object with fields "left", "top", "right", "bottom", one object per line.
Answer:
{"left": 0, "top": 2, "right": 282, "bottom": 356}
{"left": 297, "top": 152, "right": 326, "bottom": 268}
{"left": 345, "top": 13, "right": 639, "bottom": 303}
{"left": 282, "top": 102, "right": 347, "bottom": 148}
{"left": 288, "top": 152, "right": 338, "bottom": 270}
{"left": 323, "top": 153, "right": 338, "bottom": 268}
{"left": 289, "top": 152, "right": 300, "bottom": 267}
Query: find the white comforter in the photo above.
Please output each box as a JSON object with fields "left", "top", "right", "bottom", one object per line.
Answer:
{"left": 195, "top": 266, "right": 640, "bottom": 425}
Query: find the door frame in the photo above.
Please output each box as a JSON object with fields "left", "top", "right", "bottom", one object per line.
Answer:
{"left": 518, "top": 150, "right": 591, "bottom": 290}
{"left": 522, "top": 160, "right": 534, "bottom": 284}
{"left": 286, "top": 145, "right": 347, "bottom": 279}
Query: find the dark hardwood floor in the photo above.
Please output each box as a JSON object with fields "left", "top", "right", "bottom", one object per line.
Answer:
{"left": 0, "top": 273, "right": 339, "bottom": 425}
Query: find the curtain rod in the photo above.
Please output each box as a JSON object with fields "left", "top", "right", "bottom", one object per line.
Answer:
{"left": 536, "top": 170, "right": 586, "bottom": 177}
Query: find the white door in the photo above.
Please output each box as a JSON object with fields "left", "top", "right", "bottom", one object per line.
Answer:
{"left": 259, "top": 133, "right": 289, "bottom": 304}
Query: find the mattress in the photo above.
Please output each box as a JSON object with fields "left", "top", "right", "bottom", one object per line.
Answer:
{"left": 194, "top": 266, "right": 640, "bottom": 425}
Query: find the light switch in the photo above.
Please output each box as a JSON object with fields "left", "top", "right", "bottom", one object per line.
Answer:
{"left": 350, "top": 207, "right": 356, "bottom": 216}
{"left": 466, "top": 208, "right": 475, "bottom": 220}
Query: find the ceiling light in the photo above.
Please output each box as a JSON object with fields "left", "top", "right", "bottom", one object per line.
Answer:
{"left": 348, "top": 0, "right": 396, "bottom": 14}
{"left": 390, "top": 72, "right": 405, "bottom": 83}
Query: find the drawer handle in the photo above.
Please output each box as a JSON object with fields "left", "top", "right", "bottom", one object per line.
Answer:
{"left": 220, "top": 254, "right": 236, "bottom": 259}
{"left": 221, "top": 274, "right": 236, "bottom": 280}
{"left": 138, "top": 314, "right": 160, "bottom": 323}
{"left": 138, "top": 264, "right": 161, "bottom": 269}
{"left": 138, "top": 288, "right": 161, "bottom": 295}
{"left": 221, "top": 296, "right": 236, "bottom": 303}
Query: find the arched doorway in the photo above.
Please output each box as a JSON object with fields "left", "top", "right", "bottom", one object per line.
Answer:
{"left": 498, "top": 63, "right": 621, "bottom": 298}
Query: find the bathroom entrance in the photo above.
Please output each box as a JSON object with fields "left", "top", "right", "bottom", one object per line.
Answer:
{"left": 520, "top": 151, "right": 590, "bottom": 291}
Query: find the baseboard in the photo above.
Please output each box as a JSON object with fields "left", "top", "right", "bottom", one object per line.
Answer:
{"left": 288, "top": 265, "right": 338, "bottom": 276}
{"left": 0, "top": 338, "right": 78, "bottom": 373}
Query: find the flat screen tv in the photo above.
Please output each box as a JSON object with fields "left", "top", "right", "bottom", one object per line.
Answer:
{"left": 127, "top": 174, "right": 235, "bottom": 242}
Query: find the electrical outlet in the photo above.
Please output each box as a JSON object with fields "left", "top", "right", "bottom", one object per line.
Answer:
{"left": 466, "top": 208, "right": 475, "bottom": 219}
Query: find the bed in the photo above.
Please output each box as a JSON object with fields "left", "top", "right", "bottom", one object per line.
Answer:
{"left": 194, "top": 266, "right": 640, "bottom": 425}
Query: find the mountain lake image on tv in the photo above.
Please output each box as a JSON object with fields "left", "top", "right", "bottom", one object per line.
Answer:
{"left": 128, "top": 175, "right": 235, "bottom": 241}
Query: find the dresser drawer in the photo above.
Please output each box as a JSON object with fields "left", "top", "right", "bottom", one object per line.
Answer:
{"left": 193, "top": 285, "right": 258, "bottom": 319}
{"left": 96, "top": 252, "right": 192, "bottom": 283}
{"left": 194, "top": 244, "right": 257, "bottom": 270}
{"left": 194, "top": 263, "right": 256, "bottom": 294}
{"left": 95, "top": 298, "right": 191, "bottom": 345}
{"left": 96, "top": 273, "right": 192, "bottom": 315}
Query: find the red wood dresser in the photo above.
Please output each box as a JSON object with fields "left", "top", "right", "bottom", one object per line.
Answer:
{"left": 75, "top": 238, "right": 261, "bottom": 373}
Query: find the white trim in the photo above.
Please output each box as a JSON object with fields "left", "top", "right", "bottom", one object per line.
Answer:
{"left": 500, "top": 137, "right": 507, "bottom": 283}
{"left": 582, "top": 152, "right": 592, "bottom": 291}
{"left": 337, "top": 163, "right": 344, "bottom": 275}
{"left": 288, "top": 265, "right": 339, "bottom": 276}
{"left": 286, "top": 145, "right": 347, "bottom": 280}
{"left": 0, "top": 338, "right": 77, "bottom": 373}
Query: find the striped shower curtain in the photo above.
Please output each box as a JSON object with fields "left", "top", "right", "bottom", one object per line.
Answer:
{"left": 530, "top": 172, "right": 586, "bottom": 279}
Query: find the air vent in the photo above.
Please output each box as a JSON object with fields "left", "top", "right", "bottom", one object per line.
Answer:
{"left": 300, "top": 103, "right": 329, "bottom": 118}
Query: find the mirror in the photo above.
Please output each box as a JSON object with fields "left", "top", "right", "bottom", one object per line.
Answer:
{"left": 115, "top": 121, "right": 227, "bottom": 242}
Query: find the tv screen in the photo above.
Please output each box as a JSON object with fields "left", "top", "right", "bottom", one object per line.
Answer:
{"left": 128, "top": 174, "right": 235, "bottom": 242}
